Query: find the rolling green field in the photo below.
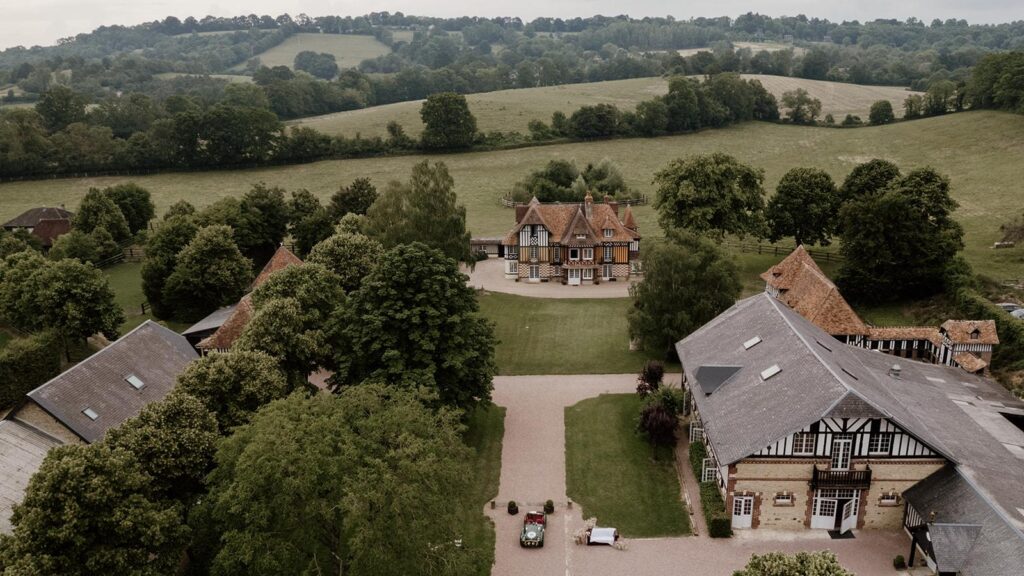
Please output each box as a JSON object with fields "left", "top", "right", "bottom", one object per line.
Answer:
{"left": 288, "top": 75, "right": 920, "bottom": 138}
{"left": 5, "top": 111, "right": 1020, "bottom": 281}
{"left": 235, "top": 33, "right": 390, "bottom": 72}
{"left": 565, "top": 394, "right": 690, "bottom": 537}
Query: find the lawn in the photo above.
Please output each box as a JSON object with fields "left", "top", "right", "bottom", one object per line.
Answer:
{"left": 103, "top": 261, "right": 189, "bottom": 334}
{"left": 565, "top": 394, "right": 690, "bottom": 537}
{"left": 478, "top": 292, "right": 663, "bottom": 375}
{"left": 3, "top": 111, "right": 1021, "bottom": 282}
{"left": 288, "top": 74, "right": 919, "bottom": 138}
{"left": 235, "top": 33, "right": 391, "bottom": 72}
{"left": 460, "top": 403, "right": 506, "bottom": 570}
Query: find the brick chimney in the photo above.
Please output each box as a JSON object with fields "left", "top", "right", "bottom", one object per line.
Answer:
{"left": 584, "top": 191, "right": 593, "bottom": 219}
{"left": 603, "top": 194, "right": 618, "bottom": 216}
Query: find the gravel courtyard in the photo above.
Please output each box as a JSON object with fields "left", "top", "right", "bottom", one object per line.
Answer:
{"left": 486, "top": 374, "right": 914, "bottom": 576}
{"left": 464, "top": 258, "right": 634, "bottom": 298}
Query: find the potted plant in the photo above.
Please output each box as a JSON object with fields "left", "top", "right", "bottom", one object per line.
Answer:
{"left": 507, "top": 500, "right": 519, "bottom": 515}
{"left": 544, "top": 500, "right": 555, "bottom": 514}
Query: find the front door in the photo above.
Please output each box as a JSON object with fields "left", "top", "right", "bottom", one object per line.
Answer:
{"left": 568, "top": 269, "right": 581, "bottom": 286}
{"left": 831, "top": 437, "right": 852, "bottom": 470}
{"left": 811, "top": 496, "right": 837, "bottom": 529}
{"left": 731, "top": 496, "right": 753, "bottom": 529}
{"left": 839, "top": 499, "right": 856, "bottom": 533}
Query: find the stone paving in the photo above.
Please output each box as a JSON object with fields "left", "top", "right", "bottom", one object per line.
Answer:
{"left": 464, "top": 258, "right": 634, "bottom": 299}
{"left": 485, "top": 373, "right": 917, "bottom": 576}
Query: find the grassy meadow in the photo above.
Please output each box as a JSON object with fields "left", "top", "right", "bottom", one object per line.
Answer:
{"left": 565, "top": 394, "right": 690, "bottom": 537}
{"left": 235, "top": 33, "right": 390, "bottom": 71}
{"left": 288, "top": 75, "right": 920, "bottom": 138}
{"left": 153, "top": 72, "right": 253, "bottom": 83}
{"left": 5, "top": 111, "right": 1020, "bottom": 281}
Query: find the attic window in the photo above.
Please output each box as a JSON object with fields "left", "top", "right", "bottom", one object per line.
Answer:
{"left": 603, "top": 228, "right": 613, "bottom": 238}
{"left": 760, "top": 365, "right": 782, "bottom": 381}
{"left": 125, "top": 374, "right": 145, "bottom": 390}
{"left": 82, "top": 408, "right": 99, "bottom": 421}
{"left": 743, "top": 336, "right": 762, "bottom": 350}
{"left": 970, "top": 330, "right": 979, "bottom": 340}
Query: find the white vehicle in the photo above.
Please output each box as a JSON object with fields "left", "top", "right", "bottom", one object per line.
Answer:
{"left": 587, "top": 527, "right": 619, "bottom": 546}
{"left": 1011, "top": 309, "right": 1024, "bottom": 320}
{"left": 997, "top": 302, "right": 1021, "bottom": 313}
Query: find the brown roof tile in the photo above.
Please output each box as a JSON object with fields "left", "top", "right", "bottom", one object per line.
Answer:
{"left": 2, "top": 207, "right": 73, "bottom": 229}
{"left": 503, "top": 200, "right": 641, "bottom": 246}
{"left": 867, "top": 326, "right": 943, "bottom": 347}
{"left": 252, "top": 245, "right": 303, "bottom": 288}
{"left": 622, "top": 205, "right": 638, "bottom": 231}
{"left": 941, "top": 320, "right": 999, "bottom": 345}
{"left": 769, "top": 249, "right": 870, "bottom": 337}
{"left": 197, "top": 295, "right": 253, "bottom": 351}
{"left": 953, "top": 352, "right": 988, "bottom": 373}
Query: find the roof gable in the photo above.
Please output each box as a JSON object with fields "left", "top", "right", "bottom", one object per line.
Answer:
{"left": 2, "top": 207, "right": 74, "bottom": 229}
{"left": 24, "top": 321, "right": 197, "bottom": 442}
{"left": 942, "top": 320, "right": 1000, "bottom": 345}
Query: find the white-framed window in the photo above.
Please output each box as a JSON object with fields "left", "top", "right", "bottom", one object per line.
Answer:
{"left": 603, "top": 228, "right": 613, "bottom": 238}
{"left": 868, "top": 433, "right": 892, "bottom": 455}
{"left": 529, "top": 265, "right": 540, "bottom": 279}
{"left": 553, "top": 247, "right": 561, "bottom": 262}
{"left": 774, "top": 492, "right": 794, "bottom": 506}
{"left": 530, "top": 244, "right": 538, "bottom": 259}
{"left": 583, "top": 268, "right": 594, "bottom": 280}
{"left": 582, "top": 248, "right": 593, "bottom": 261}
{"left": 569, "top": 248, "right": 580, "bottom": 261}
{"left": 509, "top": 261, "right": 518, "bottom": 274}
{"left": 879, "top": 492, "right": 900, "bottom": 506}
{"left": 603, "top": 245, "right": 613, "bottom": 261}
{"left": 602, "top": 264, "right": 613, "bottom": 278}
{"left": 792, "top": 432, "right": 815, "bottom": 455}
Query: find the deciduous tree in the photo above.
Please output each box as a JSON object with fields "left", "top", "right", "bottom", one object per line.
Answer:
{"left": 174, "top": 350, "right": 289, "bottom": 431}
{"left": 839, "top": 158, "right": 901, "bottom": 204}
{"left": 75, "top": 187, "right": 131, "bottom": 242}
{"left": 780, "top": 88, "right": 822, "bottom": 124}
{"left": 103, "top": 183, "right": 155, "bottom": 234}
{"left": 766, "top": 167, "right": 839, "bottom": 246}
{"left": 328, "top": 177, "right": 378, "bottom": 219}
{"left": 163, "top": 225, "right": 252, "bottom": 321}
{"left": 733, "top": 551, "right": 852, "bottom": 576}
{"left": 36, "top": 85, "right": 87, "bottom": 132}
{"left": 419, "top": 92, "right": 477, "bottom": 149}
{"left": 868, "top": 100, "right": 895, "bottom": 125}
{"left": 654, "top": 152, "right": 766, "bottom": 239}
{"left": 141, "top": 215, "right": 198, "bottom": 319}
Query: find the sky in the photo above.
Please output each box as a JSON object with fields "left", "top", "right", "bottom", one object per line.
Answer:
{"left": 1, "top": 0, "right": 1023, "bottom": 50}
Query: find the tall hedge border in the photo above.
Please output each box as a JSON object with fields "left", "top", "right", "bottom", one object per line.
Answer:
{"left": 0, "top": 332, "right": 61, "bottom": 408}
{"left": 689, "top": 440, "right": 732, "bottom": 538}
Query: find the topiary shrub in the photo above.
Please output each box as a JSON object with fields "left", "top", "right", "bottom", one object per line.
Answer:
{"left": 699, "top": 481, "right": 732, "bottom": 538}
{"left": 507, "top": 500, "right": 518, "bottom": 515}
{"left": 893, "top": 555, "right": 906, "bottom": 569}
{"left": 544, "top": 499, "right": 554, "bottom": 514}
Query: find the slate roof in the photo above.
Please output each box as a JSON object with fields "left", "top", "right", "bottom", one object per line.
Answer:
{"left": 0, "top": 420, "right": 60, "bottom": 534}
{"left": 24, "top": 320, "right": 197, "bottom": 443}
{"left": 927, "top": 522, "right": 982, "bottom": 573}
{"left": 182, "top": 303, "right": 238, "bottom": 339}
{"left": 760, "top": 246, "right": 869, "bottom": 337}
{"left": 30, "top": 218, "right": 72, "bottom": 248}
{"left": 941, "top": 320, "right": 1000, "bottom": 345}
{"left": 2, "top": 207, "right": 73, "bottom": 229}
{"left": 502, "top": 195, "right": 641, "bottom": 246}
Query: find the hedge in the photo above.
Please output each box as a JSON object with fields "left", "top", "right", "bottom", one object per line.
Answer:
{"left": 0, "top": 332, "right": 61, "bottom": 409}
{"left": 700, "top": 481, "right": 733, "bottom": 538}
{"left": 689, "top": 439, "right": 707, "bottom": 480}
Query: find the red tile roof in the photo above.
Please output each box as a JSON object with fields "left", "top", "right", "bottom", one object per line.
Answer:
{"left": 763, "top": 246, "right": 869, "bottom": 337}
{"left": 867, "top": 326, "right": 943, "bottom": 346}
{"left": 252, "top": 245, "right": 303, "bottom": 288}
{"left": 941, "top": 320, "right": 999, "bottom": 345}
{"left": 503, "top": 196, "right": 641, "bottom": 246}
{"left": 196, "top": 295, "right": 253, "bottom": 351}
{"left": 953, "top": 352, "right": 988, "bottom": 374}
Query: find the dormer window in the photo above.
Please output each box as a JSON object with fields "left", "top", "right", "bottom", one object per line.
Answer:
{"left": 603, "top": 228, "right": 613, "bottom": 238}
{"left": 970, "top": 330, "right": 979, "bottom": 340}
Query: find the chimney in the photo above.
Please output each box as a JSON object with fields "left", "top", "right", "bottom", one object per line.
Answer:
{"left": 584, "top": 191, "right": 593, "bottom": 219}
{"left": 888, "top": 363, "right": 902, "bottom": 379}
{"left": 603, "top": 194, "right": 618, "bottom": 216}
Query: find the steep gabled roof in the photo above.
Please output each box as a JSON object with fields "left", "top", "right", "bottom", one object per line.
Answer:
{"left": 197, "top": 295, "right": 253, "bottom": 351}
{"left": 502, "top": 199, "right": 641, "bottom": 246}
{"left": 953, "top": 352, "right": 988, "bottom": 374}
{"left": 252, "top": 245, "right": 303, "bottom": 288}
{"left": 763, "top": 247, "right": 869, "bottom": 337}
{"left": 24, "top": 321, "right": 197, "bottom": 443}
{"left": 2, "top": 207, "right": 73, "bottom": 229}
{"left": 622, "top": 205, "right": 638, "bottom": 231}
{"left": 942, "top": 320, "right": 1000, "bottom": 345}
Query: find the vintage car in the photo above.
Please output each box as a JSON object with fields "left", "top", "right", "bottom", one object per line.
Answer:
{"left": 520, "top": 511, "right": 547, "bottom": 547}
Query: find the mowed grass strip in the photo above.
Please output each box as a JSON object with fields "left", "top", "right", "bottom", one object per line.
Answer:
{"left": 289, "top": 74, "right": 920, "bottom": 137}
{"left": 478, "top": 292, "right": 658, "bottom": 375}
{"left": 3, "top": 111, "right": 1021, "bottom": 280}
{"left": 103, "top": 261, "right": 189, "bottom": 334}
{"left": 565, "top": 394, "right": 690, "bottom": 537}
{"left": 460, "top": 403, "right": 506, "bottom": 568}
{"left": 237, "top": 33, "right": 390, "bottom": 71}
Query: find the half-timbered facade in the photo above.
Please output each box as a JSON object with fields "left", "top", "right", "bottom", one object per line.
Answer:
{"left": 501, "top": 193, "right": 640, "bottom": 285}
{"left": 762, "top": 246, "right": 999, "bottom": 374}
{"left": 677, "top": 293, "right": 1024, "bottom": 565}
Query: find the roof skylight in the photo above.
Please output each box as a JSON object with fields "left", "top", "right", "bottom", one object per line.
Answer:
{"left": 743, "top": 336, "right": 762, "bottom": 350}
{"left": 125, "top": 374, "right": 145, "bottom": 390}
{"left": 82, "top": 408, "right": 99, "bottom": 420}
{"left": 760, "top": 365, "right": 782, "bottom": 381}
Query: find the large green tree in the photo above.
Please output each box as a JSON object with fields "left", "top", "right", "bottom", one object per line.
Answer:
{"left": 236, "top": 298, "right": 330, "bottom": 391}
{"left": 103, "top": 183, "right": 155, "bottom": 234}
{"left": 419, "top": 92, "right": 477, "bottom": 149}
{"left": 332, "top": 243, "right": 496, "bottom": 410}
{"left": 868, "top": 100, "right": 895, "bottom": 125}
{"left": 200, "top": 386, "right": 482, "bottom": 576}
{"left": 837, "top": 167, "right": 964, "bottom": 302}
{"left": 628, "top": 231, "right": 741, "bottom": 356}
{"left": 766, "top": 167, "right": 840, "bottom": 246}
{"left": 0, "top": 444, "right": 187, "bottom": 576}
{"left": 365, "top": 160, "right": 474, "bottom": 264}
{"left": 36, "top": 85, "right": 87, "bottom": 132}
{"left": 163, "top": 225, "right": 252, "bottom": 321}
{"left": 174, "top": 350, "right": 289, "bottom": 431}
{"left": 839, "top": 158, "right": 901, "bottom": 204}
{"left": 780, "top": 88, "right": 822, "bottom": 124}
{"left": 141, "top": 215, "right": 198, "bottom": 319}
{"left": 654, "top": 152, "right": 766, "bottom": 239}
{"left": 237, "top": 183, "right": 291, "bottom": 266}
{"left": 75, "top": 187, "right": 131, "bottom": 243}
{"left": 306, "top": 232, "right": 384, "bottom": 293}
{"left": 327, "top": 177, "right": 378, "bottom": 219}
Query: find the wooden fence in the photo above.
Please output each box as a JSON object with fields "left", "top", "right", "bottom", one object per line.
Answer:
{"left": 719, "top": 241, "right": 844, "bottom": 263}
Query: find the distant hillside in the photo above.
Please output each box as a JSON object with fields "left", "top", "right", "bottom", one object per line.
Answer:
{"left": 233, "top": 33, "right": 391, "bottom": 72}
{"left": 288, "top": 75, "right": 922, "bottom": 137}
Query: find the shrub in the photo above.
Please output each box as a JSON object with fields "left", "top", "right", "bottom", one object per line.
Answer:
{"left": 507, "top": 500, "right": 518, "bottom": 515}
{"left": 699, "top": 481, "right": 732, "bottom": 538}
{"left": 637, "top": 359, "right": 665, "bottom": 396}
{"left": 544, "top": 500, "right": 555, "bottom": 514}
{"left": 0, "top": 332, "right": 61, "bottom": 408}
{"left": 689, "top": 440, "right": 708, "bottom": 480}
{"left": 893, "top": 555, "right": 906, "bottom": 569}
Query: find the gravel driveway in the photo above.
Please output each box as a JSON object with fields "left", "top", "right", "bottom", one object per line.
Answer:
{"left": 486, "top": 373, "right": 915, "bottom": 576}
{"left": 464, "top": 258, "right": 635, "bottom": 298}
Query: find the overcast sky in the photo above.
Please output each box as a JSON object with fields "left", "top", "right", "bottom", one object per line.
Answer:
{"left": 2, "top": 0, "right": 1022, "bottom": 51}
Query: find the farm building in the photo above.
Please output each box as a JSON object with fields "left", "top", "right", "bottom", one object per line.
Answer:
{"left": 0, "top": 320, "right": 197, "bottom": 533}
{"left": 677, "top": 293, "right": 1024, "bottom": 574}
{"left": 501, "top": 193, "right": 640, "bottom": 285}
{"left": 762, "top": 246, "right": 999, "bottom": 374}
{"left": 188, "top": 244, "right": 302, "bottom": 354}
{"left": 1, "top": 206, "right": 74, "bottom": 251}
